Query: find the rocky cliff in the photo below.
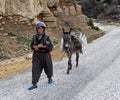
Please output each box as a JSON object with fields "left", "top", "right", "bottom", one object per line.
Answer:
{"left": 0, "top": 0, "right": 102, "bottom": 60}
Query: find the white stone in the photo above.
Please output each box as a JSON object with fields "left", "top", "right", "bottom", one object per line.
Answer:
{"left": 25, "top": 53, "right": 32, "bottom": 59}
{"left": 76, "top": 5, "right": 82, "bottom": 14}
{"left": 14, "top": 22, "right": 17, "bottom": 25}
{"left": 3, "top": 33, "right": 8, "bottom": 36}
{"left": 19, "top": 17, "right": 29, "bottom": 22}
{"left": 64, "top": 6, "right": 69, "bottom": 15}
{"left": 69, "top": 6, "right": 76, "bottom": 15}
{"left": 8, "top": 16, "right": 13, "bottom": 20}
{"left": 32, "top": 18, "right": 40, "bottom": 25}
{"left": 1, "top": 22, "right": 5, "bottom": 25}
{"left": 28, "top": 23, "right": 31, "bottom": 26}
{"left": 57, "top": 6, "right": 63, "bottom": 13}
{"left": 0, "top": 16, "right": 2, "bottom": 20}
{"left": 14, "top": 19, "right": 18, "bottom": 22}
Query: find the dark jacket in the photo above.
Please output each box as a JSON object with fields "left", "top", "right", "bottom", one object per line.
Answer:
{"left": 31, "top": 33, "right": 53, "bottom": 52}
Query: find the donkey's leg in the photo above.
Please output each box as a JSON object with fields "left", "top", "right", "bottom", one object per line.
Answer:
{"left": 69, "top": 51, "right": 73, "bottom": 70}
{"left": 68, "top": 57, "right": 72, "bottom": 70}
{"left": 67, "top": 61, "right": 70, "bottom": 74}
{"left": 76, "top": 52, "right": 79, "bottom": 67}
{"left": 67, "top": 52, "right": 72, "bottom": 74}
{"left": 67, "top": 59, "right": 72, "bottom": 74}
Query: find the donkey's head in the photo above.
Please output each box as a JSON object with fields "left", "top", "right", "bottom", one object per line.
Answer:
{"left": 62, "top": 28, "right": 73, "bottom": 51}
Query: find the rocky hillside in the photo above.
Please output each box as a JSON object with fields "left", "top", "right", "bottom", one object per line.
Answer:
{"left": 0, "top": 0, "right": 103, "bottom": 60}
{"left": 98, "top": 0, "right": 120, "bottom": 22}
{"left": 77, "top": 0, "right": 120, "bottom": 22}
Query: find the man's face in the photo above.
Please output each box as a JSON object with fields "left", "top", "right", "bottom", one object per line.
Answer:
{"left": 38, "top": 27, "right": 44, "bottom": 34}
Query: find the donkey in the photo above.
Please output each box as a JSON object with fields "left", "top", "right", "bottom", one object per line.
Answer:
{"left": 62, "top": 28, "right": 83, "bottom": 74}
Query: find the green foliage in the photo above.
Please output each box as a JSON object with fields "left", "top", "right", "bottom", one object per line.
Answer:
{"left": 88, "top": 19, "right": 94, "bottom": 28}
{"left": 0, "top": 39, "right": 3, "bottom": 46}
{"left": 76, "top": 0, "right": 104, "bottom": 18}
{"left": 87, "top": 19, "right": 99, "bottom": 31}
{"left": 52, "top": 40, "right": 58, "bottom": 45}
{"left": 16, "top": 36, "right": 31, "bottom": 47}
{"left": 0, "top": 39, "right": 3, "bottom": 43}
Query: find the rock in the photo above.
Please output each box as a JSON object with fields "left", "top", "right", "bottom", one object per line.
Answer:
{"left": 0, "top": 27, "right": 4, "bottom": 31}
{"left": 53, "top": 11, "right": 59, "bottom": 17}
{"left": 64, "top": 6, "right": 69, "bottom": 15}
{"left": 10, "top": 58, "right": 16, "bottom": 62}
{"left": 26, "top": 20, "right": 30, "bottom": 23}
{"left": 14, "top": 19, "right": 18, "bottom": 22}
{"left": 28, "top": 23, "right": 31, "bottom": 26}
{"left": 76, "top": 5, "right": 82, "bottom": 14}
{"left": 57, "top": 6, "right": 63, "bottom": 13}
{"left": 22, "top": 22, "right": 25, "bottom": 24}
{"left": 9, "top": 36, "right": 17, "bottom": 39}
{"left": 46, "top": 22, "right": 57, "bottom": 28}
{"left": 14, "top": 22, "right": 17, "bottom": 25}
{"left": 19, "top": 17, "right": 29, "bottom": 22}
{"left": 0, "top": 33, "right": 2, "bottom": 36}
{"left": 43, "top": 17, "right": 57, "bottom": 22}
{"left": 32, "top": 18, "right": 40, "bottom": 25}
{"left": 48, "top": 0, "right": 59, "bottom": 7}
{"left": 69, "top": 6, "right": 76, "bottom": 15}
{"left": 25, "top": 53, "right": 32, "bottom": 59}
{"left": 0, "top": 16, "right": 2, "bottom": 20}
{"left": 2, "top": 33, "right": 8, "bottom": 36}
{"left": 8, "top": 16, "right": 13, "bottom": 20}
{"left": 1, "top": 22, "right": 5, "bottom": 25}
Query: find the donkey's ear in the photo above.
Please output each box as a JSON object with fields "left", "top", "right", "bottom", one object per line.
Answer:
{"left": 69, "top": 28, "right": 73, "bottom": 33}
{"left": 62, "top": 28, "right": 65, "bottom": 33}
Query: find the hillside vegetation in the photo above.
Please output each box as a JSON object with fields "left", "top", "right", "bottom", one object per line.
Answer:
{"left": 77, "top": 0, "right": 120, "bottom": 22}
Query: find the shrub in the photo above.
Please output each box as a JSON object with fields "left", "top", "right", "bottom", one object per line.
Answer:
{"left": 87, "top": 19, "right": 100, "bottom": 31}
{"left": 52, "top": 40, "right": 58, "bottom": 45}
{"left": 16, "top": 36, "right": 31, "bottom": 47}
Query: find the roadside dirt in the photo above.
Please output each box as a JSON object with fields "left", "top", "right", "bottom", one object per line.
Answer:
{"left": 0, "top": 46, "right": 65, "bottom": 78}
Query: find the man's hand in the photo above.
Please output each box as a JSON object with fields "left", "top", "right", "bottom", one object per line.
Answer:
{"left": 38, "top": 44, "right": 46, "bottom": 48}
{"left": 33, "top": 45, "right": 39, "bottom": 51}
{"left": 38, "top": 44, "right": 43, "bottom": 48}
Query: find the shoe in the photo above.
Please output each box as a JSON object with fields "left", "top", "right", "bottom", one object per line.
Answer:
{"left": 48, "top": 78, "right": 53, "bottom": 84}
{"left": 28, "top": 85, "right": 37, "bottom": 90}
